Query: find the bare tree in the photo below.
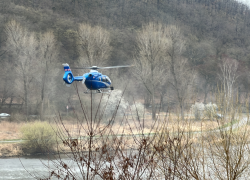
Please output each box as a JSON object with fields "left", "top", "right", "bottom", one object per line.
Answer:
{"left": 5, "top": 20, "right": 39, "bottom": 117}
{"left": 208, "top": 92, "right": 250, "bottom": 180}
{"left": 155, "top": 126, "right": 204, "bottom": 180}
{"left": 29, "top": 87, "right": 161, "bottom": 180}
{"left": 0, "top": 62, "right": 16, "bottom": 109}
{"left": 196, "top": 57, "right": 218, "bottom": 104}
{"left": 165, "top": 25, "right": 196, "bottom": 120}
{"left": 134, "top": 22, "right": 168, "bottom": 120}
{"left": 36, "top": 31, "right": 59, "bottom": 120}
{"left": 219, "top": 57, "right": 239, "bottom": 101}
{"left": 77, "top": 23, "right": 112, "bottom": 66}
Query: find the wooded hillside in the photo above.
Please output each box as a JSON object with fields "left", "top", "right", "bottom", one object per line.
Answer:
{"left": 0, "top": 0, "right": 250, "bottom": 118}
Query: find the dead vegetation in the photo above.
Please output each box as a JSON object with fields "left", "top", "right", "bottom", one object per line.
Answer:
{"left": 2, "top": 88, "right": 250, "bottom": 179}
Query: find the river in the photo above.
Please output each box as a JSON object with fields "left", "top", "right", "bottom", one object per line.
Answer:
{"left": 0, "top": 156, "right": 59, "bottom": 180}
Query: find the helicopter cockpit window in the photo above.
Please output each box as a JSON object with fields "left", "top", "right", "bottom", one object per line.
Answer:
{"left": 102, "top": 77, "right": 106, "bottom": 82}
{"left": 106, "top": 77, "right": 111, "bottom": 83}
{"left": 101, "top": 76, "right": 111, "bottom": 83}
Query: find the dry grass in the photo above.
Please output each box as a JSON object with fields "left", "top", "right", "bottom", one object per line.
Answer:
{"left": 0, "top": 121, "right": 23, "bottom": 140}
{"left": 0, "top": 143, "right": 22, "bottom": 157}
{"left": 0, "top": 114, "right": 245, "bottom": 157}
{"left": 0, "top": 115, "right": 219, "bottom": 141}
{"left": 157, "top": 114, "right": 218, "bottom": 132}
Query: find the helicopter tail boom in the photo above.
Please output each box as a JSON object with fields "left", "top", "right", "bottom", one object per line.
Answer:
{"left": 63, "top": 63, "right": 85, "bottom": 85}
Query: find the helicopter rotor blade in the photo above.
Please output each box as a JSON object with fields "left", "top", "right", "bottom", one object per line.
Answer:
{"left": 71, "top": 65, "right": 133, "bottom": 70}
{"left": 71, "top": 67, "right": 94, "bottom": 69}
{"left": 98, "top": 65, "right": 132, "bottom": 69}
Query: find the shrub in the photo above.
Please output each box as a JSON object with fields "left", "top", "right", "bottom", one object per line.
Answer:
{"left": 204, "top": 102, "right": 218, "bottom": 119}
{"left": 191, "top": 102, "right": 204, "bottom": 120}
{"left": 21, "top": 121, "right": 56, "bottom": 154}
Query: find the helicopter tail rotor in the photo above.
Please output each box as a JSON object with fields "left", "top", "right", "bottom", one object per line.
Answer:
{"left": 63, "top": 63, "right": 74, "bottom": 84}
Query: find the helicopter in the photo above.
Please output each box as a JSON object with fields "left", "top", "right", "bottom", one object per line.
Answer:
{"left": 62, "top": 63, "right": 131, "bottom": 93}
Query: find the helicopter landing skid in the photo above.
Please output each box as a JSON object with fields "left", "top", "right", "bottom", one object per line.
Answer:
{"left": 84, "top": 89, "right": 112, "bottom": 94}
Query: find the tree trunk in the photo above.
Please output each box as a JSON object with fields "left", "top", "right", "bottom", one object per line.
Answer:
{"left": 152, "top": 90, "right": 156, "bottom": 120}
{"left": 24, "top": 81, "right": 28, "bottom": 118}
{"left": 40, "top": 100, "right": 44, "bottom": 121}
{"left": 48, "top": 99, "right": 50, "bottom": 115}
{"left": 180, "top": 102, "right": 184, "bottom": 120}
{"left": 8, "top": 95, "right": 13, "bottom": 109}
{"left": 151, "top": 61, "right": 156, "bottom": 120}
{"left": 204, "top": 83, "right": 208, "bottom": 104}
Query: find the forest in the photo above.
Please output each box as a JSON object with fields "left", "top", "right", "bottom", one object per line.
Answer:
{"left": 0, "top": 0, "right": 250, "bottom": 118}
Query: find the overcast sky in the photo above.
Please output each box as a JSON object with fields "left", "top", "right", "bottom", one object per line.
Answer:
{"left": 236, "top": 0, "right": 250, "bottom": 7}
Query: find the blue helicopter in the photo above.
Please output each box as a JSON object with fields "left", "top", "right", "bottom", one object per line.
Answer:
{"left": 62, "top": 63, "right": 131, "bottom": 93}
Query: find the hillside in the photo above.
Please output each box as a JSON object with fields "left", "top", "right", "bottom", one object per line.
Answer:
{"left": 0, "top": 0, "right": 250, "bottom": 116}
{"left": 1, "top": 0, "right": 250, "bottom": 63}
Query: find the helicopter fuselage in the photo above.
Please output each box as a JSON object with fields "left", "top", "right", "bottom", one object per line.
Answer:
{"left": 63, "top": 64, "right": 112, "bottom": 91}
{"left": 83, "top": 70, "right": 112, "bottom": 90}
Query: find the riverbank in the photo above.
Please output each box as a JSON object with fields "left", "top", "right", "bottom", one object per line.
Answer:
{"left": 0, "top": 121, "right": 23, "bottom": 157}
{"left": 0, "top": 114, "right": 239, "bottom": 158}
